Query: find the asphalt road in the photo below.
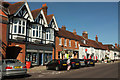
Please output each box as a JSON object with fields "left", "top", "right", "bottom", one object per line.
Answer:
{"left": 4, "top": 62, "right": 119, "bottom": 80}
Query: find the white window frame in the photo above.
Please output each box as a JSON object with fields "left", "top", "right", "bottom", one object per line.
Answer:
{"left": 13, "top": 18, "right": 26, "bottom": 35}
{"left": 64, "top": 39, "right": 67, "bottom": 46}
{"left": 59, "top": 38, "right": 62, "bottom": 45}
{"left": 32, "top": 24, "right": 42, "bottom": 39}
{"left": 69, "top": 40, "right": 71, "bottom": 47}
{"left": 75, "top": 41, "right": 77, "bottom": 48}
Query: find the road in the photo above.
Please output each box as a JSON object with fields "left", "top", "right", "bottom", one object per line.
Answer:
{"left": 4, "top": 62, "right": 119, "bottom": 80}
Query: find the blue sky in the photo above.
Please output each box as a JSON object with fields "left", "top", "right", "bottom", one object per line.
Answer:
{"left": 10, "top": 2, "right": 118, "bottom": 45}
{"left": 28, "top": 2, "right": 118, "bottom": 45}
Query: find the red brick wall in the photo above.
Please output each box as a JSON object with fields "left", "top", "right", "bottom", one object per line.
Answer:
{"left": 0, "top": 21, "right": 8, "bottom": 59}
{"left": 55, "top": 36, "right": 79, "bottom": 59}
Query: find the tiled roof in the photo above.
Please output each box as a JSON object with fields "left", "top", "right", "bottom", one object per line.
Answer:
{"left": 7, "top": 2, "right": 25, "bottom": 15}
{"left": 31, "top": 8, "right": 42, "bottom": 20}
{"left": 87, "top": 39, "right": 102, "bottom": 49}
{"left": 46, "top": 14, "right": 54, "bottom": 24}
{"left": 56, "top": 28, "right": 78, "bottom": 40}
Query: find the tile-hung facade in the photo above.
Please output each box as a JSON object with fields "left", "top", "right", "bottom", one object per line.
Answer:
{"left": 55, "top": 26, "right": 79, "bottom": 59}
{"left": 2, "top": 1, "right": 59, "bottom": 65}
{"left": 0, "top": 4, "right": 9, "bottom": 59}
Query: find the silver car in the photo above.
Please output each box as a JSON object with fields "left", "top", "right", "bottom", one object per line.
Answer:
{"left": 2, "top": 59, "right": 27, "bottom": 77}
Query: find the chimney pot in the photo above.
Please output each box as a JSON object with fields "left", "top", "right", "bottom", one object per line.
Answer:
{"left": 73, "top": 29, "right": 77, "bottom": 35}
{"left": 82, "top": 31, "right": 88, "bottom": 39}
{"left": 42, "top": 3, "right": 48, "bottom": 16}
{"left": 61, "top": 25, "right": 66, "bottom": 30}
{"left": 95, "top": 35, "right": 98, "bottom": 42}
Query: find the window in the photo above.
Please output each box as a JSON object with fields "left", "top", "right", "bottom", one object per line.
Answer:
{"left": 64, "top": 39, "right": 67, "bottom": 46}
{"left": 32, "top": 25, "right": 42, "bottom": 38}
{"left": 69, "top": 40, "right": 71, "bottom": 47}
{"left": 14, "top": 25, "right": 17, "bottom": 33}
{"left": 46, "top": 29, "right": 54, "bottom": 41}
{"left": 13, "top": 19, "right": 26, "bottom": 35}
{"left": 75, "top": 41, "right": 77, "bottom": 48}
{"left": 59, "top": 38, "right": 62, "bottom": 45}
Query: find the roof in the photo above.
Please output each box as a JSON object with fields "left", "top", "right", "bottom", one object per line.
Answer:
{"left": 56, "top": 28, "right": 78, "bottom": 40}
{"left": 31, "top": 8, "right": 42, "bottom": 19}
{"left": 8, "top": 2, "right": 25, "bottom": 15}
{"left": 46, "top": 14, "right": 54, "bottom": 24}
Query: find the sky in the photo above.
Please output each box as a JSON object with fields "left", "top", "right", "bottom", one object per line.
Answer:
{"left": 9, "top": 2, "right": 118, "bottom": 45}
{"left": 28, "top": 2, "right": 118, "bottom": 45}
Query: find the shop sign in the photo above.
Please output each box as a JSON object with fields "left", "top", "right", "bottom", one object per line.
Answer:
{"left": 85, "top": 49, "right": 87, "bottom": 52}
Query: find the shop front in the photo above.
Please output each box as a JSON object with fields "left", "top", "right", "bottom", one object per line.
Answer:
{"left": 26, "top": 44, "right": 53, "bottom": 66}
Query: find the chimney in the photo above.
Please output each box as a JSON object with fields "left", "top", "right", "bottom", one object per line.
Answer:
{"left": 42, "top": 3, "right": 48, "bottom": 16}
{"left": 115, "top": 43, "right": 117, "bottom": 48}
{"left": 118, "top": 44, "right": 119, "bottom": 47}
{"left": 82, "top": 31, "right": 88, "bottom": 39}
{"left": 73, "top": 29, "right": 77, "bottom": 35}
{"left": 95, "top": 35, "right": 98, "bottom": 42}
{"left": 61, "top": 25, "right": 66, "bottom": 30}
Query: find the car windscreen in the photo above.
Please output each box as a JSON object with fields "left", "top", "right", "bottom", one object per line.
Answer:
{"left": 71, "top": 59, "right": 79, "bottom": 62}
{"left": 79, "top": 59, "right": 84, "bottom": 61}
{"left": 5, "top": 60, "right": 16, "bottom": 64}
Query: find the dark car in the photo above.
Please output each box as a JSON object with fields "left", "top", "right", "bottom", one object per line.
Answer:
{"left": 85, "top": 59, "right": 95, "bottom": 67}
{"left": 79, "top": 59, "right": 86, "bottom": 67}
{"left": 64, "top": 59, "right": 80, "bottom": 69}
{"left": 46, "top": 59, "right": 67, "bottom": 71}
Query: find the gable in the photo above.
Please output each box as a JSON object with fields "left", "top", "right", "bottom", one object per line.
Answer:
{"left": 48, "top": 15, "right": 59, "bottom": 31}
{"left": 14, "top": 2, "right": 34, "bottom": 22}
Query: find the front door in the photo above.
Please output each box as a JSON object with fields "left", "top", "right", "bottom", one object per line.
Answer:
{"left": 39, "top": 54, "right": 42, "bottom": 65}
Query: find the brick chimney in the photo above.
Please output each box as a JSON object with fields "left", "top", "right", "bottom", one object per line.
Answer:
{"left": 73, "top": 29, "right": 77, "bottom": 35}
{"left": 115, "top": 43, "right": 118, "bottom": 48}
{"left": 95, "top": 35, "right": 98, "bottom": 42}
{"left": 61, "top": 25, "right": 66, "bottom": 30}
{"left": 42, "top": 3, "right": 48, "bottom": 16}
{"left": 82, "top": 31, "right": 88, "bottom": 39}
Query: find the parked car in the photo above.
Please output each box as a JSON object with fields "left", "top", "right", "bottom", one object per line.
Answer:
{"left": 46, "top": 59, "right": 68, "bottom": 71}
{"left": 79, "top": 59, "right": 86, "bottom": 67}
{"left": 2, "top": 59, "right": 27, "bottom": 77}
{"left": 84, "top": 59, "right": 95, "bottom": 66}
{"left": 64, "top": 59, "right": 81, "bottom": 69}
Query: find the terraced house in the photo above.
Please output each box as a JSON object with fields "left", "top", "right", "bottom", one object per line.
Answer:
{"left": 1, "top": 1, "right": 59, "bottom": 66}
{"left": 55, "top": 26, "right": 120, "bottom": 61}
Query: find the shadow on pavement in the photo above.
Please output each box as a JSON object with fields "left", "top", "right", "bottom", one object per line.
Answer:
{"left": 3, "top": 74, "right": 31, "bottom": 80}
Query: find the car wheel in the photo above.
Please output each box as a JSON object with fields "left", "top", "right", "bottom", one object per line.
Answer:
{"left": 46, "top": 66, "right": 49, "bottom": 70}
{"left": 55, "top": 66, "right": 59, "bottom": 71}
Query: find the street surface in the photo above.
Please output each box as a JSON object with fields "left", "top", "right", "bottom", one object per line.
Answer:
{"left": 4, "top": 62, "right": 119, "bottom": 80}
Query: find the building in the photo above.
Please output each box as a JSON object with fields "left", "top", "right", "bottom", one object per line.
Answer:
{"left": 55, "top": 26, "right": 80, "bottom": 59}
{"left": 1, "top": 1, "right": 59, "bottom": 66}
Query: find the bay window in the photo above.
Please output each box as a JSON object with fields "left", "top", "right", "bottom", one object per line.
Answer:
{"left": 32, "top": 25, "right": 42, "bottom": 38}
{"left": 13, "top": 18, "right": 26, "bottom": 35}
{"left": 46, "top": 29, "right": 54, "bottom": 41}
